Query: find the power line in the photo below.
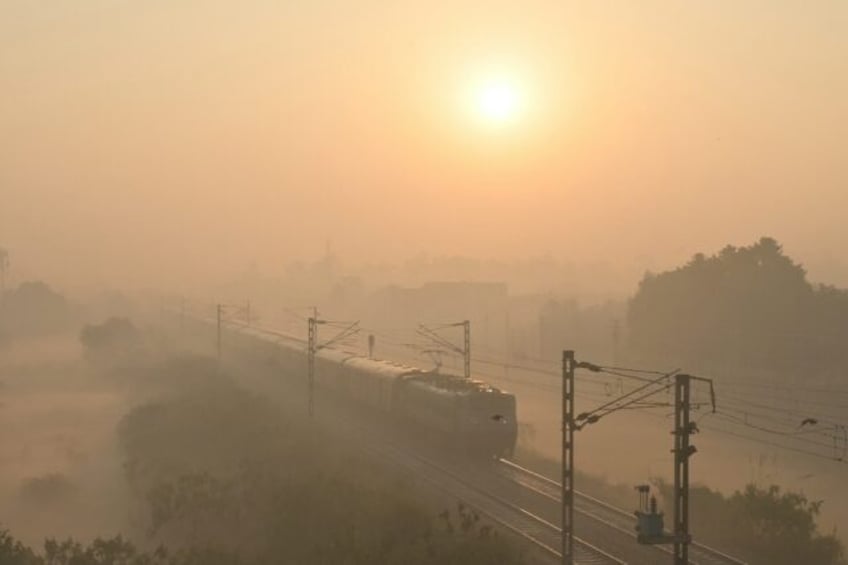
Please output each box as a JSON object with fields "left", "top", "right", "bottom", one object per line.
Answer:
{"left": 696, "top": 418, "right": 848, "bottom": 464}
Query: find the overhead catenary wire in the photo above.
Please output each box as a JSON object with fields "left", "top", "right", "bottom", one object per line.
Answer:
{"left": 696, "top": 419, "right": 848, "bottom": 464}
{"left": 308, "top": 320, "right": 848, "bottom": 466}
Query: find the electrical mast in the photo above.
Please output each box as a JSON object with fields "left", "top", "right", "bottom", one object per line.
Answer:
{"left": 562, "top": 350, "right": 575, "bottom": 564}
{"left": 417, "top": 320, "right": 472, "bottom": 379}
{"left": 306, "top": 315, "right": 359, "bottom": 418}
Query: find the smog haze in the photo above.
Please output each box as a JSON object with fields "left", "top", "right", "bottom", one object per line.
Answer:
{"left": 3, "top": 1, "right": 847, "bottom": 291}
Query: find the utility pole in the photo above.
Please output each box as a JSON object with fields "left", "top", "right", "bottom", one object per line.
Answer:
{"left": 308, "top": 317, "right": 317, "bottom": 418}
{"left": 463, "top": 319, "right": 471, "bottom": 379}
{"left": 216, "top": 304, "right": 223, "bottom": 362}
{"left": 569, "top": 358, "right": 712, "bottom": 563}
{"left": 416, "top": 321, "right": 472, "bottom": 379}
{"left": 0, "top": 248, "right": 8, "bottom": 295}
{"left": 562, "top": 350, "right": 575, "bottom": 565}
{"left": 612, "top": 319, "right": 620, "bottom": 365}
{"left": 306, "top": 315, "right": 359, "bottom": 418}
{"left": 673, "top": 373, "right": 694, "bottom": 565}
{"left": 215, "top": 301, "right": 251, "bottom": 361}
{"left": 368, "top": 334, "right": 375, "bottom": 359}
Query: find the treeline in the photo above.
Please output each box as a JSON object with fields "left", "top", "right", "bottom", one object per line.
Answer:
{"left": 628, "top": 237, "right": 848, "bottom": 376}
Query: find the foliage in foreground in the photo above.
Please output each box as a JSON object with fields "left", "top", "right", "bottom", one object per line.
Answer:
{"left": 0, "top": 530, "right": 237, "bottom": 565}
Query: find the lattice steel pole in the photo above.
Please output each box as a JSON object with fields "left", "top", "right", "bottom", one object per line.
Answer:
{"left": 216, "top": 304, "right": 222, "bottom": 362}
{"left": 463, "top": 320, "right": 471, "bottom": 379}
{"left": 0, "top": 248, "right": 8, "bottom": 294}
{"left": 562, "top": 350, "right": 575, "bottom": 565}
{"left": 673, "top": 373, "right": 692, "bottom": 565}
{"left": 308, "top": 317, "right": 316, "bottom": 418}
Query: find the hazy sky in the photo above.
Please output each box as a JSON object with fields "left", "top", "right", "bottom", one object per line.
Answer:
{"left": 2, "top": 1, "right": 846, "bottom": 291}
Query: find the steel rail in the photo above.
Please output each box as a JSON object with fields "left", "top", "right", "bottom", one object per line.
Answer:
{"left": 367, "top": 441, "right": 625, "bottom": 565}
{"left": 497, "top": 458, "right": 748, "bottom": 565}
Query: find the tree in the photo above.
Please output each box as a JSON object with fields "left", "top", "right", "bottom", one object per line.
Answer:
{"left": 0, "top": 528, "right": 39, "bottom": 565}
{"left": 728, "top": 485, "right": 845, "bottom": 565}
{"left": 652, "top": 481, "right": 846, "bottom": 565}
{"left": 80, "top": 317, "right": 142, "bottom": 366}
{"left": 0, "top": 281, "right": 71, "bottom": 339}
{"left": 626, "top": 237, "right": 845, "bottom": 374}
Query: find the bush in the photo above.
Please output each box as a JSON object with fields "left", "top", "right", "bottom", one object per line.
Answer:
{"left": 0, "top": 281, "right": 71, "bottom": 339}
{"left": 0, "top": 528, "right": 239, "bottom": 565}
{"left": 654, "top": 480, "right": 846, "bottom": 565}
{"left": 80, "top": 317, "right": 142, "bottom": 367}
{"left": 19, "top": 473, "right": 78, "bottom": 507}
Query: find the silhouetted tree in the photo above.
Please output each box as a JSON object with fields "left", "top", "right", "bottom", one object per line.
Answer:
{"left": 80, "top": 317, "right": 142, "bottom": 366}
{"left": 0, "top": 281, "right": 71, "bottom": 339}
{"left": 654, "top": 481, "right": 846, "bottom": 565}
{"left": 627, "top": 237, "right": 848, "bottom": 375}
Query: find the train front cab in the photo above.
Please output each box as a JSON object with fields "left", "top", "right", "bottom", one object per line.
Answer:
{"left": 459, "top": 391, "right": 517, "bottom": 459}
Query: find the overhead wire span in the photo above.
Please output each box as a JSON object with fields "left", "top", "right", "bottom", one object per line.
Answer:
{"left": 282, "top": 319, "right": 848, "bottom": 464}
{"left": 696, "top": 421, "right": 848, "bottom": 464}
{"left": 711, "top": 386, "right": 848, "bottom": 416}
{"left": 709, "top": 414, "right": 842, "bottom": 454}
{"left": 570, "top": 363, "right": 679, "bottom": 429}
{"left": 715, "top": 393, "right": 845, "bottom": 429}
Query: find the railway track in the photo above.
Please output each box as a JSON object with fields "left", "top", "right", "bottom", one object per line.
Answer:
{"left": 188, "top": 315, "right": 743, "bottom": 564}
{"left": 496, "top": 458, "right": 748, "bottom": 565}
{"left": 364, "top": 440, "right": 625, "bottom": 565}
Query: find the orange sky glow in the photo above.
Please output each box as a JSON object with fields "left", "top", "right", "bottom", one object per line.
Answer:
{"left": 1, "top": 1, "right": 846, "bottom": 292}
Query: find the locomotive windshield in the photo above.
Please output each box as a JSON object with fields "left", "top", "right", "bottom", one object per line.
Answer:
{"left": 470, "top": 393, "right": 516, "bottom": 423}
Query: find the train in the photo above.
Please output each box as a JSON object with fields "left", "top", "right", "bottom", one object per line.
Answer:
{"left": 201, "top": 317, "right": 518, "bottom": 458}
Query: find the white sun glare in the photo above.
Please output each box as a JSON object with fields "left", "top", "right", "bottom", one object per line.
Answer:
{"left": 475, "top": 79, "right": 522, "bottom": 126}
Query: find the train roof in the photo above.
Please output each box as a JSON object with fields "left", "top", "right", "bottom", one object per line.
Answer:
{"left": 187, "top": 313, "right": 511, "bottom": 395}
{"left": 343, "top": 356, "right": 424, "bottom": 379}
{"left": 405, "top": 372, "right": 512, "bottom": 397}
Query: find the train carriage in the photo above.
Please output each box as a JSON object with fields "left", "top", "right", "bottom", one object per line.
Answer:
{"left": 186, "top": 313, "right": 517, "bottom": 458}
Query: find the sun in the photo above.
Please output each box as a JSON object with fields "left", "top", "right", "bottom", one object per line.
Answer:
{"left": 474, "top": 78, "right": 523, "bottom": 126}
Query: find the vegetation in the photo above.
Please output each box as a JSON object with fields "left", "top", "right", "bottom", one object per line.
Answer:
{"left": 0, "top": 281, "right": 72, "bottom": 341}
{"left": 515, "top": 447, "right": 845, "bottom": 565}
{"left": 80, "top": 317, "right": 143, "bottom": 367}
{"left": 18, "top": 474, "right": 78, "bottom": 507}
{"left": 628, "top": 237, "right": 848, "bottom": 376}
{"left": 114, "top": 362, "right": 526, "bottom": 563}
{"left": 0, "top": 529, "right": 237, "bottom": 565}
{"left": 0, "top": 355, "right": 525, "bottom": 564}
{"left": 654, "top": 481, "right": 846, "bottom": 565}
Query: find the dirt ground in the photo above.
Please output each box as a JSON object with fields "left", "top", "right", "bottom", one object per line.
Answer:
{"left": 0, "top": 336, "right": 133, "bottom": 547}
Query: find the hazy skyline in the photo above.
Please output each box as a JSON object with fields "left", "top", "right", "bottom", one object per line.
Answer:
{"left": 3, "top": 1, "right": 846, "bottom": 291}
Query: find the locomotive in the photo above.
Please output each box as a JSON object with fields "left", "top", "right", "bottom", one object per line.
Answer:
{"left": 217, "top": 319, "right": 518, "bottom": 458}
